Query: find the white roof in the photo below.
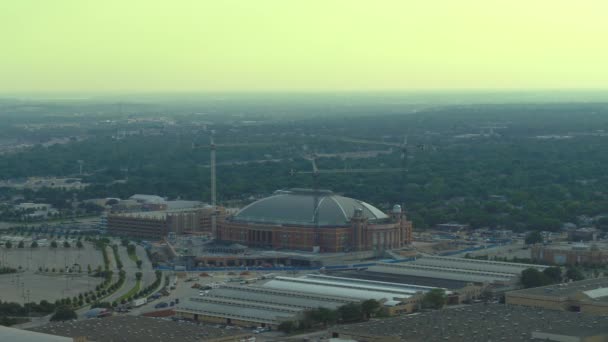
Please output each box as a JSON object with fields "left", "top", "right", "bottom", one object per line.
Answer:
{"left": 0, "top": 326, "right": 72, "bottom": 342}
{"left": 583, "top": 287, "right": 608, "bottom": 299}
{"left": 129, "top": 194, "right": 166, "bottom": 203}
{"left": 263, "top": 275, "right": 437, "bottom": 301}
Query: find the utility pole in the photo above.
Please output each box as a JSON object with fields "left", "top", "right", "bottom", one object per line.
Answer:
{"left": 210, "top": 134, "right": 217, "bottom": 238}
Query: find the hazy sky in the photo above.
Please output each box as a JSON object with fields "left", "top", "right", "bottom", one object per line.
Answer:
{"left": 2, "top": 1, "right": 607, "bottom": 93}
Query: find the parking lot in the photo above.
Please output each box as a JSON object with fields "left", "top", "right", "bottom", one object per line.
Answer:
{"left": 0, "top": 240, "right": 104, "bottom": 303}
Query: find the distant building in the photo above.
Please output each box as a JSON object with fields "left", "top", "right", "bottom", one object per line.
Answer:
{"left": 217, "top": 189, "right": 412, "bottom": 253}
{"left": 15, "top": 202, "right": 52, "bottom": 211}
{"left": 357, "top": 255, "right": 547, "bottom": 294}
{"left": 129, "top": 194, "right": 166, "bottom": 204}
{"left": 506, "top": 277, "right": 608, "bottom": 315}
{"left": 435, "top": 223, "right": 469, "bottom": 232}
{"left": 532, "top": 244, "right": 608, "bottom": 266}
{"left": 107, "top": 207, "right": 222, "bottom": 240}
{"left": 176, "top": 275, "right": 440, "bottom": 328}
{"left": 568, "top": 227, "right": 598, "bottom": 241}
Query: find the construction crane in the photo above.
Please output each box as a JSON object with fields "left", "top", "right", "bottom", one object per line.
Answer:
{"left": 77, "top": 160, "right": 84, "bottom": 176}
{"left": 319, "top": 135, "right": 434, "bottom": 214}
{"left": 192, "top": 135, "right": 283, "bottom": 238}
{"left": 291, "top": 152, "right": 407, "bottom": 226}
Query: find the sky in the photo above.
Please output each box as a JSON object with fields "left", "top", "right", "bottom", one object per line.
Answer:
{"left": 1, "top": 0, "right": 608, "bottom": 93}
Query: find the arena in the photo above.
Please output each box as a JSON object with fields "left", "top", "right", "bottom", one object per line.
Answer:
{"left": 217, "top": 189, "right": 412, "bottom": 253}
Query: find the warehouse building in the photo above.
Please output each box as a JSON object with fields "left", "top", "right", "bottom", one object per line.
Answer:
{"left": 176, "top": 275, "right": 440, "bottom": 327}
{"left": 506, "top": 277, "right": 608, "bottom": 315}
{"left": 330, "top": 304, "right": 608, "bottom": 342}
{"left": 175, "top": 284, "right": 356, "bottom": 328}
{"left": 263, "top": 274, "right": 437, "bottom": 302}
{"left": 365, "top": 256, "right": 546, "bottom": 289}
{"left": 218, "top": 188, "right": 412, "bottom": 253}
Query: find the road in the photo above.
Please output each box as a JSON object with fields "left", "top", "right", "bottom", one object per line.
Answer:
{"left": 135, "top": 245, "right": 156, "bottom": 288}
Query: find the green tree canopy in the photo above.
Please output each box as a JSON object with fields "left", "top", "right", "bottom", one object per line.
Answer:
{"left": 521, "top": 268, "right": 552, "bottom": 288}
{"left": 308, "top": 307, "right": 338, "bottom": 327}
{"left": 278, "top": 321, "right": 296, "bottom": 333}
{"left": 525, "top": 231, "right": 543, "bottom": 245}
{"left": 361, "top": 299, "right": 381, "bottom": 318}
{"left": 338, "top": 303, "right": 363, "bottom": 322}
{"left": 542, "top": 267, "right": 562, "bottom": 283}
{"left": 566, "top": 267, "right": 585, "bottom": 281}
{"left": 50, "top": 306, "right": 77, "bottom": 321}
{"left": 422, "top": 289, "right": 446, "bottom": 309}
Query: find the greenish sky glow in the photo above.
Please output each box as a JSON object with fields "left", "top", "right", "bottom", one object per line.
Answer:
{"left": 1, "top": 0, "right": 607, "bottom": 93}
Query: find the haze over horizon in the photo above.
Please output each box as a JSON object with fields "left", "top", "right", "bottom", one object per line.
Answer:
{"left": 2, "top": 0, "right": 608, "bottom": 93}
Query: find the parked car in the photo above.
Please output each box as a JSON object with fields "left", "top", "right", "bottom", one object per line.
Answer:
{"left": 154, "top": 302, "right": 169, "bottom": 309}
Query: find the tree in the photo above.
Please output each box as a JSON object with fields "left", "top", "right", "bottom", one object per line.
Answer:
{"left": 63, "top": 241, "right": 71, "bottom": 248}
{"left": 308, "top": 307, "right": 338, "bottom": 327}
{"left": 50, "top": 306, "right": 77, "bottom": 321}
{"left": 566, "top": 267, "right": 585, "bottom": 281}
{"left": 121, "top": 239, "right": 129, "bottom": 247}
{"left": 30, "top": 241, "right": 38, "bottom": 248}
{"left": 525, "top": 231, "right": 543, "bottom": 245}
{"left": 338, "top": 303, "right": 363, "bottom": 322}
{"left": 135, "top": 272, "right": 143, "bottom": 281}
{"left": 50, "top": 241, "right": 58, "bottom": 248}
{"left": 4, "top": 241, "right": 12, "bottom": 249}
{"left": 136, "top": 260, "right": 143, "bottom": 269}
{"left": 76, "top": 240, "right": 83, "bottom": 248}
{"left": 422, "top": 289, "right": 446, "bottom": 309}
{"left": 521, "top": 268, "right": 552, "bottom": 288}
{"left": 17, "top": 241, "right": 24, "bottom": 248}
{"left": 278, "top": 321, "right": 296, "bottom": 333}
{"left": 542, "top": 267, "right": 562, "bottom": 283}
{"left": 361, "top": 299, "right": 381, "bottom": 318}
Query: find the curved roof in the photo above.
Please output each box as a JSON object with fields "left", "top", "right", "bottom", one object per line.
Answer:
{"left": 232, "top": 189, "right": 389, "bottom": 227}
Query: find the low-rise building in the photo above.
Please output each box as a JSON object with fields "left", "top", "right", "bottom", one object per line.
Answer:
{"left": 506, "top": 277, "right": 608, "bottom": 315}
{"left": 358, "top": 256, "right": 547, "bottom": 293}
{"left": 176, "top": 275, "right": 441, "bottom": 328}
{"left": 176, "top": 283, "right": 356, "bottom": 329}
{"left": 568, "top": 227, "right": 599, "bottom": 241}
{"left": 532, "top": 244, "right": 608, "bottom": 265}
{"left": 435, "top": 223, "right": 469, "bottom": 232}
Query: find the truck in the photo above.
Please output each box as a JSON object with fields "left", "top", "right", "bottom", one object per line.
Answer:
{"left": 131, "top": 298, "right": 147, "bottom": 308}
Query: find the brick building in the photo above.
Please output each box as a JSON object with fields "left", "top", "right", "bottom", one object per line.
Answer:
{"left": 217, "top": 189, "right": 412, "bottom": 253}
{"left": 107, "top": 207, "right": 218, "bottom": 240}
{"left": 531, "top": 244, "right": 608, "bottom": 266}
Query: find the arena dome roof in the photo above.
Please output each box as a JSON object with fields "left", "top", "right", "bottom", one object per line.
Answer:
{"left": 232, "top": 189, "right": 389, "bottom": 227}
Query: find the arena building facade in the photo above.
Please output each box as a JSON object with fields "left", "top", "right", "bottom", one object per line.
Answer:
{"left": 217, "top": 189, "right": 412, "bottom": 253}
